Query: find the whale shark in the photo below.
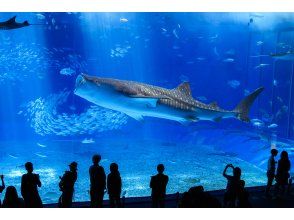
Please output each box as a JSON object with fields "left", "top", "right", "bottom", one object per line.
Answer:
{"left": 74, "top": 74, "right": 264, "bottom": 124}
{"left": 0, "top": 16, "right": 30, "bottom": 30}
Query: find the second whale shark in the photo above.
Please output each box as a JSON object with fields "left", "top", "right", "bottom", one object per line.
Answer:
{"left": 74, "top": 74, "right": 264, "bottom": 124}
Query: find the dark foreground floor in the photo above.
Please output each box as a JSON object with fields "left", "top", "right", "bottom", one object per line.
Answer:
{"left": 44, "top": 184, "right": 294, "bottom": 208}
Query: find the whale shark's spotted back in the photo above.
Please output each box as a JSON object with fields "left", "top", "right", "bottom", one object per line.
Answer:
{"left": 82, "top": 74, "right": 224, "bottom": 112}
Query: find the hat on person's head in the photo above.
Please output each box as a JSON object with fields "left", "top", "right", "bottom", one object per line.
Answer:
{"left": 69, "top": 161, "right": 78, "bottom": 170}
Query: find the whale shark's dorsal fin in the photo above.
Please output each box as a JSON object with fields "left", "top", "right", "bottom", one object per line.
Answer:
{"left": 6, "top": 16, "right": 16, "bottom": 23}
{"left": 175, "top": 82, "right": 192, "bottom": 97}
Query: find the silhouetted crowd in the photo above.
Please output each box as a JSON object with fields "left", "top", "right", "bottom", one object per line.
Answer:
{"left": 0, "top": 150, "right": 292, "bottom": 208}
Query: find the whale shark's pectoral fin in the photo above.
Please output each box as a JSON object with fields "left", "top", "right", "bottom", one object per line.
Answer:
{"left": 213, "top": 117, "right": 222, "bottom": 122}
{"left": 187, "top": 116, "right": 199, "bottom": 122}
{"left": 129, "top": 95, "right": 170, "bottom": 108}
{"left": 129, "top": 96, "right": 159, "bottom": 108}
{"left": 179, "top": 116, "right": 198, "bottom": 125}
{"left": 125, "top": 112, "right": 144, "bottom": 121}
{"left": 179, "top": 120, "right": 191, "bottom": 126}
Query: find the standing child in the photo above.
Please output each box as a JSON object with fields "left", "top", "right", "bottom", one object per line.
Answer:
{"left": 58, "top": 162, "right": 78, "bottom": 208}
{"left": 107, "top": 163, "right": 122, "bottom": 208}
{"left": 265, "top": 149, "right": 278, "bottom": 198}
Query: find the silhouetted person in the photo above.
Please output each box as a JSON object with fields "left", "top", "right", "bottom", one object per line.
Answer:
{"left": 287, "top": 177, "right": 292, "bottom": 195}
{"left": 107, "top": 163, "right": 122, "bottom": 208}
{"left": 178, "top": 186, "right": 221, "bottom": 208}
{"left": 223, "top": 164, "right": 241, "bottom": 207}
{"left": 89, "top": 154, "right": 106, "bottom": 207}
{"left": 58, "top": 162, "right": 78, "bottom": 208}
{"left": 237, "top": 180, "right": 251, "bottom": 208}
{"left": 275, "top": 151, "right": 291, "bottom": 197}
{"left": 179, "top": 192, "right": 192, "bottom": 208}
{"left": 21, "top": 162, "right": 43, "bottom": 208}
{"left": 2, "top": 186, "right": 24, "bottom": 208}
{"left": 265, "top": 149, "right": 278, "bottom": 198}
{"left": 0, "top": 175, "right": 5, "bottom": 206}
{"left": 150, "top": 164, "right": 169, "bottom": 208}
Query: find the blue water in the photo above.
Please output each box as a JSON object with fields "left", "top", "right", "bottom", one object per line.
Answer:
{"left": 0, "top": 12, "right": 294, "bottom": 203}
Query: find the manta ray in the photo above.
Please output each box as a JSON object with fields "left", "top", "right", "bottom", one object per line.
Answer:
{"left": 0, "top": 16, "right": 30, "bottom": 30}
{"left": 74, "top": 74, "right": 264, "bottom": 124}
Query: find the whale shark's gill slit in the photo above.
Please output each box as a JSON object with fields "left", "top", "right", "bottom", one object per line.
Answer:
{"left": 124, "top": 112, "right": 144, "bottom": 121}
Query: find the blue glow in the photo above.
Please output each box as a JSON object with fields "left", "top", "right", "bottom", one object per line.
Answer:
{"left": 0, "top": 12, "right": 293, "bottom": 204}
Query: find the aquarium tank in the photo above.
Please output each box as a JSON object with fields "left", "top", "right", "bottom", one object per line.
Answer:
{"left": 0, "top": 12, "right": 293, "bottom": 204}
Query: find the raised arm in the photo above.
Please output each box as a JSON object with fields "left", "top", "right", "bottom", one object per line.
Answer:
{"left": 223, "top": 164, "right": 233, "bottom": 178}
{"left": 1, "top": 175, "right": 4, "bottom": 186}
{"left": 0, "top": 175, "right": 5, "bottom": 192}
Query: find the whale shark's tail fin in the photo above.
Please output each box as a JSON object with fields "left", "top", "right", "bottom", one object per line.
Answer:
{"left": 234, "top": 87, "right": 264, "bottom": 122}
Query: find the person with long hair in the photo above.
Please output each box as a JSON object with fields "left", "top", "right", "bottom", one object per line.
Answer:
{"left": 2, "top": 186, "right": 24, "bottom": 208}
{"left": 275, "top": 151, "right": 291, "bottom": 197}
{"left": 223, "top": 164, "right": 242, "bottom": 207}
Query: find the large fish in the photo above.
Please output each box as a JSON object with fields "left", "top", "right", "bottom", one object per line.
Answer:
{"left": 74, "top": 74, "right": 264, "bottom": 124}
{"left": 0, "top": 16, "right": 30, "bottom": 30}
{"left": 270, "top": 51, "right": 294, "bottom": 61}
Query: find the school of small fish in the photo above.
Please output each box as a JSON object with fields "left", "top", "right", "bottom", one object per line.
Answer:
{"left": 0, "top": 41, "right": 87, "bottom": 84}
{"left": 19, "top": 90, "right": 128, "bottom": 136}
{"left": 110, "top": 44, "right": 132, "bottom": 58}
{"left": 227, "top": 80, "right": 241, "bottom": 89}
